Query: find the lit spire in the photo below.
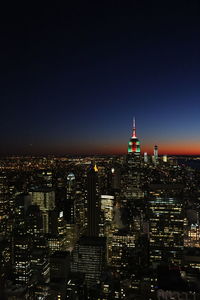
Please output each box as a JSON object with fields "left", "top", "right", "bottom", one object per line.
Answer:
{"left": 94, "top": 164, "right": 98, "bottom": 172}
{"left": 132, "top": 117, "right": 136, "bottom": 138}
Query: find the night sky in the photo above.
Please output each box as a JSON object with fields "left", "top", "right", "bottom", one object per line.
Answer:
{"left": 1, "top": 2, "right": 200, "bottom": 155}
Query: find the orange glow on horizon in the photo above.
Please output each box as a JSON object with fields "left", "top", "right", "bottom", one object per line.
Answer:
{"left": 99, "top": 141, "right": 200, "bottom": 156}
{"left": 49, "top": 140, "right": 200, "bottom": 156}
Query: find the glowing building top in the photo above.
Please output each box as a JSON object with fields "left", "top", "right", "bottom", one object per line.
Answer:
{"left": 128, "top": 118, "right": 141, "bottom": 154}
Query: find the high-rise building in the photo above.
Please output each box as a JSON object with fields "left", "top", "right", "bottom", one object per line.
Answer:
{"left": 26, "top": 204, "right": 43, "bottom": 240}
{"left": 48, "top": 210, "right": 68, "bottom": 253}
{"left": 13, "top": 194, "right": 32, "bottom": 287}
{"left": 50, "top": 251, "right": 70, "bottom": 281}
{"left": 128, "top": 118, "right": 141, "bottom": 155}
{"left": 99, "top": 194, "right": 114, "bottom": 236}
{"left": 66, "top": 173, "right": 76, "bottom": 194}
{"left": 144, "top": 152, "right": 148, "bottom": 163}
{"left": 87, "top": 166, "right": 99, "bottom": 237}
{"left": 111, "top": 166, "right": 121, "bottom": 191}
{"left": 30, "top": 188, "right": 55, "bottom": 211}
{"left": 163, "top": 155, "right": 168, "bottom": 163}
{"left": 71, "top": 236, "right": 106, "bottom": 288}
{"left": 13, "top": 194, "right": 49, "bottom": 291}
{"left": 66, "top": 273, "right": 86, "bottom": 300}
{"left": 100, "top": 195, "right": 114, "bottom": 223}
{"left": 65, "top": 172, "right": 76, "bottom": 224}
{"left": 30, "top": 188, "right": 55, "bottom": 233}
{"left": 148, "top": 184, "right": 184, "bottom": 268}
{"left": 37, "top": 169, "right": 53, "bottom": 188}
{"left": 184, "top": 224, "right": 200, "bottom": 248}
{"left": 13, "top": 235, "right": 31, "bottom": 286}
{"left": 50, "top": 251, "right": 70, "bottom": 300}
{"left": 154, "top": 145, "right": 158, "bottom": 159}
{"left": 124, "top": 118, "right": 143, "bottom": 205}
{"left": 0, "top": 239, "right": 11, "bottom": 298}
{"left": 0, "top": 173, "right": 9, "bottom": 238}
{"left": 26, "top": 205, "right": 50, "bottom": 287}
{"left": 153, "top": 145, "right": 158, "bottom": 164}
{"left": 107, "top": 232, "right": 136, "bottom": 271}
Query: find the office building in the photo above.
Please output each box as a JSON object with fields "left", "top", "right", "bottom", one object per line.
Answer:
{"left": 71, "top": 236, "right": 106, "bottom": 288}
{"left": 30, "top": 188, "right": 55, "bottom": 233}
{"left": 148, "top": 184, "right": 184, "bottom": 268}
{"left": 86, "top": 166, "right": 99, "bottom": 237}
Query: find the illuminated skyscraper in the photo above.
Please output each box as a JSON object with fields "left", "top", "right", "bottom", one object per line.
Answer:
{"left": 154, "top": 145, "right": 158, "bottom": 159}
{"left": 0, "top": 173, "right": 9, "bottom": 238}
{"left": 30, "top": 188, "right": 55, "bottom": 233}
{"left": 66, "top": 173, "right": 76, "bottom": 224}
{"left": 107, "top": 233, "right": 136, "bottom": 269}
{"left": 99, "top": 194, "right": 114, "bottom": 236}
{"left": 13, "top": 235, "right": 31, "bottom": 286}
{"left": 100, "top": 195, "right": 114, "bottom": 223}
{"left": 71, "top": 237, "right": 106, "bottom": 288}
{"left": 87, "top": 166, "right": 99, "bottom": 237}
{"left": 48, "top": 210, "right": 68, "bottom": 253}
{"left": 125, "top": 118, "right": 143, "bottom": 203}
{"left": 128, "top": 118, "right": 141, "bottom": 155}
{"left": 153, "top": 145, "right": 158, "bottom": 164}
{"left": 163, "top": 155, "right": 168, "bottom": 163}
{"left": 184, "top": 224, "right": 200, "bottom": 248}
{"left": 144, "top": 152, "right": 148, "bottom": 163}
{"left": 67, "top": 173, "right": 76, "bottom": 194}
{"left": 12, "top": 194, "right": 31, "bottom": 287}
{"left": 148, "top": 184, "right": 184, "bottom": 268}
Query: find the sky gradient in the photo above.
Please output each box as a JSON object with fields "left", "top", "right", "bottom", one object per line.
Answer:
{"left": 1, "top": 2, "right": 200, "bottom": 155}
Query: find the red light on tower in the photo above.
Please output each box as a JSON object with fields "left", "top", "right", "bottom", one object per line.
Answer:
{"left": 128, "top": 117, "right": 141, "bottom": 154}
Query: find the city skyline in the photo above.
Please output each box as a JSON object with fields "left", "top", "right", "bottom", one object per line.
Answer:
{"left": 2, "top": 3, "right": 200, "bottom": 299}
{"left": 1, "top": 2, "right": 200, "bottom": 155}
{"left": 1, "top": 117, "right": 200, "bottom": 156}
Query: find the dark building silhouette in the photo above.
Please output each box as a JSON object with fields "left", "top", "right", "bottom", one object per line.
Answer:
{"left": 50, "top": 251, "right": 70, "bottom": 300}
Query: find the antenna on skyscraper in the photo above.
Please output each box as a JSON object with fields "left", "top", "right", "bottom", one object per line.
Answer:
{"left": 133, "top": 117, "right": 135, "bottom": 129}
{"left": 132, "top": 117, "right": 136, "bottom": 138}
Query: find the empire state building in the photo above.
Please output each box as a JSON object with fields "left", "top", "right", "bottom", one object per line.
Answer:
{"left": 128, "top": 118, "right": 141, "bottom": 155}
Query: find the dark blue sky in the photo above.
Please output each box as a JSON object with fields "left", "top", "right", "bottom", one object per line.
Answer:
{"left": 1, "top": 2, "right": 200, "bottom": 155}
